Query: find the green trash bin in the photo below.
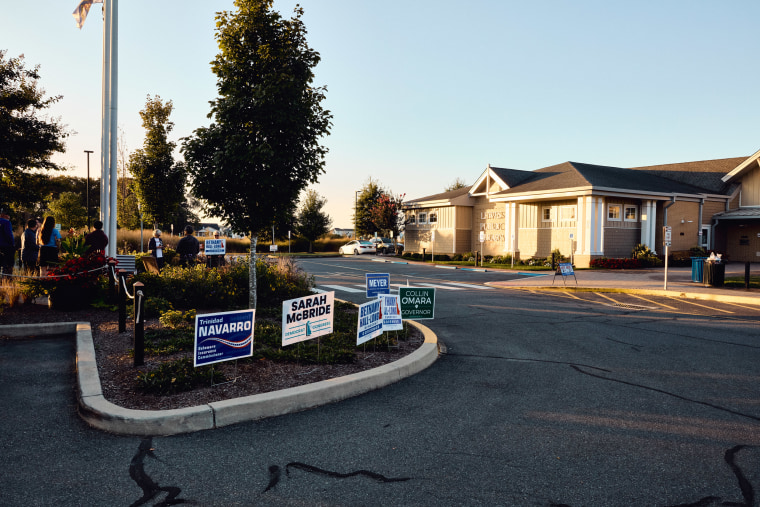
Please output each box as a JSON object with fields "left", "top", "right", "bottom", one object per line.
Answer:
{"left": 704, "top": 261, "right": 725, "bottom": 287}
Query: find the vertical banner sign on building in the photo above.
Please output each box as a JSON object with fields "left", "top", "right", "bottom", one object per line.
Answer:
{"left": 204, "top": 238, "right": 226, "bottom": 256}
{"left": 282, "top": 292, "right": 335, "bottom": 346}
{"left": 357, "top": 299, "right": 383, "bottom": 345}
{"left": 365, "top": 273, "right": 390, "bottom": 298}
{"left": 380, "top": 294, "right": 403, "bottom": 331}
{"left": 194, "top": 309, "right": 255, "bottom": 367}
{"left": 398, "top": 287, "right": 436, "bottom": 320}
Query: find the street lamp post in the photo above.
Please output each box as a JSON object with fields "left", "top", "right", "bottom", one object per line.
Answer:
{"left": 355, "top": 190, "right": 360, "bottom": 239}
{"left": 84, "top": 150, "right": 93, "bottom": 230}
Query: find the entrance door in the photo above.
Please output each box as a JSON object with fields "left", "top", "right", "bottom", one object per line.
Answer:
{"left": 699, "top": 226, "right": 710, "bottom": 249}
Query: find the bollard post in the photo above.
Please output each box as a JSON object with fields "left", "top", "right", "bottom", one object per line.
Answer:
{"left": 746, "top": 261, "right": 751, "bottom": 290}
{"left": 107, "top": 260, "right": 118, "bottom": 301}
{"left": 118, "top": 270, "right": 127, "bottom": 333}
{"left": 551, "top": 252, "right": 556, "bottom": 270}
{"left": 133, "top": 282, "right": 145, "bottom": 367}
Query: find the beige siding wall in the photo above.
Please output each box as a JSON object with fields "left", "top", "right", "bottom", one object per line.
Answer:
{"left": 703, "top": 199, "right": 726, "bottom": 220}
{"left": 740, "top": 164, "right": 760, "bottom": 206}
{"left": 516, "top": 201, "right": 576, "bottom": 259}
{"left": 472, "top": 201, "right": 506, "bottom": 256}
{"left": 725, "top": 223, "right": 760, "bottom": 262}
{"left": 666, "top": 201, "right": 701, "bottom": 250}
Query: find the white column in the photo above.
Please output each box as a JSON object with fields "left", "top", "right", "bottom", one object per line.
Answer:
{"left": 641, "top": 200, "right": 650, "bottom": 248}
{"left": 596, "top": 197, "right": 604, "bottom": 255}
{"left": 576, "top": 197, "right": 584, "bottom": 255}
{"left": 649, "top": 201, "right": 657, "bottom": 254}
{"left": 509, "top": 202, "right": 519, "bottom": 256}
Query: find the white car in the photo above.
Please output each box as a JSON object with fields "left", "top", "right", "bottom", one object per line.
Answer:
{"left": 339, "top": 240, "right": 376, "bottom": 255}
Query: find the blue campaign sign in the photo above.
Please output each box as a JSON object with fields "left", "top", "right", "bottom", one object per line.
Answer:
{"left": 204, "top": 238, "right": 226, "bottom": 256}
{"left": 194, "top": 309, "right": 255, "bottom": 367}
{"left": 366, "top": 273, "right": 390, "bottom": 298}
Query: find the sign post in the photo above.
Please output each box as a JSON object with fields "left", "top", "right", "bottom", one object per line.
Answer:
{"left": 398, "top": 287, "right": 435, "bottom": 320}
{"left": 431, "top": 229, "right": 435, "bottom": 263}
{"left": 663, "top": 226, "right": 672, "bottom": 290}
{"left": 479, "top": 231, "right": 485, "bottom": 267}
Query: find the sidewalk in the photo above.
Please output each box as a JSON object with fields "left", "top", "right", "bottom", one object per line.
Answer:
{"left": 486, "top": 264, "right": 760, "bottom": 306}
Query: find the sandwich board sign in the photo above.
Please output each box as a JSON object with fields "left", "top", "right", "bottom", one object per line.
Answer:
{"left": 357, "top": 298, "right": 383, "bottom": 345}
{"left": 380, "top": 294, "right": 403, "bottom": 331}
{"left": 194, "top": 309, "right": 255, "bottom": 367}
{"left": 282, "top": 292, "right": 335, "bottom": 346}
{"left": 366, "top": 272, "right": 390, "bottom": 298}
{"left": 398, "top": 287, "right": 435, "bottom": 320}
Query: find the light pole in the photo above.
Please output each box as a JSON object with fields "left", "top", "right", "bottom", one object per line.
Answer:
{"left": 355, "top": 190, "right": 360, "bottom": 239}
{"left": 84, "top": 150, "right": 93, "bottom": 230}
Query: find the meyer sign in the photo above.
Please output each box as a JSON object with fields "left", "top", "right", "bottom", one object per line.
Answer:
{"left": 194, "top": 309, "right": 255, "bottom": 367}
{"left": 282, "top": 292, "right": 335, "bottom": 346}
{"left": 365, "top": 272, "right": 390, "bottom": 298}
{"left": 398, "top": 287, "right": 435, "bottom": 320}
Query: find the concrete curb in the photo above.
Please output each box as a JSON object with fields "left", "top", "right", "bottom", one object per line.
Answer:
{"left": 1, "top": 319, "right": 439, "bottom": 436}
{"left": 487, "top": 284, "right": 760, "bottom": 306}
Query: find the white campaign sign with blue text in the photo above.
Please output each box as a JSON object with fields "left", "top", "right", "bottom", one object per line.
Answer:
{"left": 380, "top": 294, "right": 403, "bottom": 331}
{"left": 204, "top": 238, "right": 226, "bottom": 256}
{"left": 357, "top": 299, "right": 383, "bottom": 345}
{"left": 282, "top": 292, "right": 335, "bottom": 346}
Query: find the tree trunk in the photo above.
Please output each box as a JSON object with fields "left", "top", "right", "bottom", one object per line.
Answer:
{"left": 249, "top": 235, "right": 258, "bottom": 309}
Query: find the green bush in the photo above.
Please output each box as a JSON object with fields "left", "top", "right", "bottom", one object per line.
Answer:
{"left": 135, "top": 358, "right": 225, "bottom": 395}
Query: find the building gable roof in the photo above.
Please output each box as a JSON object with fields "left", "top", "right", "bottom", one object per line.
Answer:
{"left": 405, "top": 186, "right": 471, "bottom": 205}
{"left": 631, "top": 157, "right": 746, "bottom": 193}
{"left": 721, "top": 148, "right": 760, "bottom": 184}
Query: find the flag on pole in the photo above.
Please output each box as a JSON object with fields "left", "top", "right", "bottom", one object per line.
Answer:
{"left": 72, "top": 0, "right": 103, "bottom": 29}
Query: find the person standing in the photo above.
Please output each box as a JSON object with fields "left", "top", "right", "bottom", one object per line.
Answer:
{"left": 175, "top": 225, "right": 199, "bottom": 267}
{"left": 36, "top": 216, "right": 61, "bottom": 275}
{"left": 20, "top": 219, "right": 40, "bottom": 274}
{"left": 84, "top": 220, "right": 109, "bottom": 255}
{"left": 0, "top": 210, "right": 14, "bottom": 275}
{"left": 148, "top": 229, "right": 165, "bottom": 270}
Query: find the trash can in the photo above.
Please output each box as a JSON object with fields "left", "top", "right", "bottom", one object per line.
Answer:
{"left": 690, "top": 257, "right": 707, "bottom": 283}
{"left": 703, "top": 260, "right": 725, "bottom": 287}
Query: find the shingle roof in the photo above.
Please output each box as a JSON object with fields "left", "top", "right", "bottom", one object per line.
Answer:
{"left": 489, "top": 167, "right": 535, "bottom": 187}
{"left": 492, "top": 162, "right": 711, "bottom": 196}
{"left": 713, "top": 208, "right": 760, "bottom": 219}
{"left": 405, "top": 185, "right": 471, "bottom": 204}
{"left": 629, "top": 157, "right": 746, "bottom": 194}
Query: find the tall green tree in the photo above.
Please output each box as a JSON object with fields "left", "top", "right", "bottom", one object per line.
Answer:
{"left": 369, "top": 192, "right": 405, "bottom": 240}
{"left": 0, "top": 51, "right": 69, "bottom": 211}
{"left": 182, "top": 0, "right": 332, "bottom": 308}
{"left": 47, "top": 191, "right": 86, "bottom": 229}
{"left": 297, "top": 189, "right": 332, "bottom": 253}
{"left": 354, "top": 179, "right": 383, "bottom": 238}
{"left": 127, "top": 95, "right": 186, "bottom": 230}
{"left": 444, "top": 177, "right": 468, "bottom": 192}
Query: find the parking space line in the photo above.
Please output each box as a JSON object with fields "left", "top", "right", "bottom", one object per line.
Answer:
{"left": 719, "top": 301, "right": 760, "bottom": 311}
{"left": 628, "top": 293, "right": 677, "bottom": 310}
{"left": 594, "top": 292, "right": 621, "bottom": 304}
{"left": 320, "top": 285, "right": 364, "bottom": 293}
{"left": 667, "top": 297, "right": 734, "bottom": 313}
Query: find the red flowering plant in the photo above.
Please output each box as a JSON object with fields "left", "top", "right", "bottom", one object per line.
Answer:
{"left": 20, "top": 232, "right": 116, "bottom": 299}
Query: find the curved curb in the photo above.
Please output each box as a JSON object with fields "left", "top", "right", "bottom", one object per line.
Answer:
{"left": 486, "top": 284, "right": 760, "bottom": 306}
{"left": 0, "top": 319, "right": 439, "bottom": 436}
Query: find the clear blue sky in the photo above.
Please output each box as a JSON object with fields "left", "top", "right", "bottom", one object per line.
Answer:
{"left": 3, "top": 1, "right": 759, "bottom": 229}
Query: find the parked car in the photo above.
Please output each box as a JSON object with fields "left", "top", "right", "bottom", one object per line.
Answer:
{"left": 339, "top": 240, "right": 376, "bottom": 255}
{"left": 369, "top": 237, "right": 396, "bottom": 255}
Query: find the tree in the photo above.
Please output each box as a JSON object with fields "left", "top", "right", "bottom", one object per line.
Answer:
{"left": 445, "top": 177, "right": 469, "bottom": 192}
{"left": 182, "top": 0, "right": 332, "bottom": 309}
{"left": 0, "top": 51, "right": 69, "bottom": 211}
{"left": 297, "top": 189, "right": 332, "bottom": 253}
{"left": 354, "top": 179, "right": 383, "bottom": 238}
{"left": 47, "top": 191, "right": 86, "bottom": 229}
{"left": 127, "top": 95, "right": 187, "bottom": 230}
{"left": 369, "top": 192, "right": 405, "bottom": 240}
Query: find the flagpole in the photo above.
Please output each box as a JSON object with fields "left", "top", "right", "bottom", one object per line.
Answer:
{"left": 108, "top": 0, "right": 118, "bottom": 258}
{"left": 100, "top": 0, "right": 111, "bottom": 248}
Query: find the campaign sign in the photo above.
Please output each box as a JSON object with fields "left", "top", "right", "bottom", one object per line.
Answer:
{"left": 365, "top": 273, "right": 390, "bottom": 298}
{"left": 380, "top": 294, "right": 403, "bottom": 331}
{"left": 357, "top": 298, "right": 383, "bottom": 345}
{"left": 398, "top": 287, "right": 435, "bottom": 320}
{"left": 558, "top": 263, "right": 574, "bottom": 276}
{"left": 194, "top": 309, "right": 255, "bottom": 367}
{"left": 204, "top": 238, "right": 226, "bottom": 256}
{"left": 282, "top": 292, "right": 335, "bottom": 346}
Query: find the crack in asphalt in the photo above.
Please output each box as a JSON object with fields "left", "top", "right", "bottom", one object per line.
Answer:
{"left": 570, "top": 365, "right": 760, "bottom": 423}
{"left": 446, "top": 352, "right": 612, "bottom": 373}
{"left": 262, "top": 462, "right": 411, "bottom": 493}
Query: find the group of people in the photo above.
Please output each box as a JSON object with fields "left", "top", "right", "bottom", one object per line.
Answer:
{"left": 0, "top": 211, "right": 223, "bottom": 276}
{"left": 0, "top": 211, "right": 110, "bottom": 276}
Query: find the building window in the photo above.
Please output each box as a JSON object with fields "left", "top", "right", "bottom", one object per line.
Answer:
{"left": 608, "top": 204, "right": 621, "bottom": 221}
{"left": 429, "top": 213, "right": 437, "bottom": 223}
{"left": 408, "top": 214, "right": 416, "bottom": 224}
{"left": 560, "top": 206, "right": 576, "bottom": 221}
{"left": 542, "top": 207, "right": 552, "bottom": 222}
{"left": 418, "top": 212, "right": 427, "bottom": 224}
{"left": 624, "top": 205, "right": 638, "bottom": 222}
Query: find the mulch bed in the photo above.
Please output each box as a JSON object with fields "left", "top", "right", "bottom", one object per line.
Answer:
{"left": 0, "top": 302, "right": 424, "bottom": 411}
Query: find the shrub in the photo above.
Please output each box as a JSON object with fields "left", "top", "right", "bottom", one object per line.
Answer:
{"left": 432, "top": 254, "right": 450, "bottom": 261}
{"left": 589, "top": 257, "right": 643, "bottom": 269}
{"left": 159, "top": 309, "right": 197, "bottom": 329}
{"left": 451, "top": 254, "right": 463, "bottom": 261}
{"left": 135, "top": 358, "right": 225, "bottom": 395}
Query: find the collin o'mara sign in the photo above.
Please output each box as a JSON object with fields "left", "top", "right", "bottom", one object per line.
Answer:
{"left": 398, "top": 287, "right": 435, "bottom": 320}
{"left": 282, "top": 292, "right": 335, "bottom": 346}
{"left": 194, "top": 309, "right": 255, "bottom": 367}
